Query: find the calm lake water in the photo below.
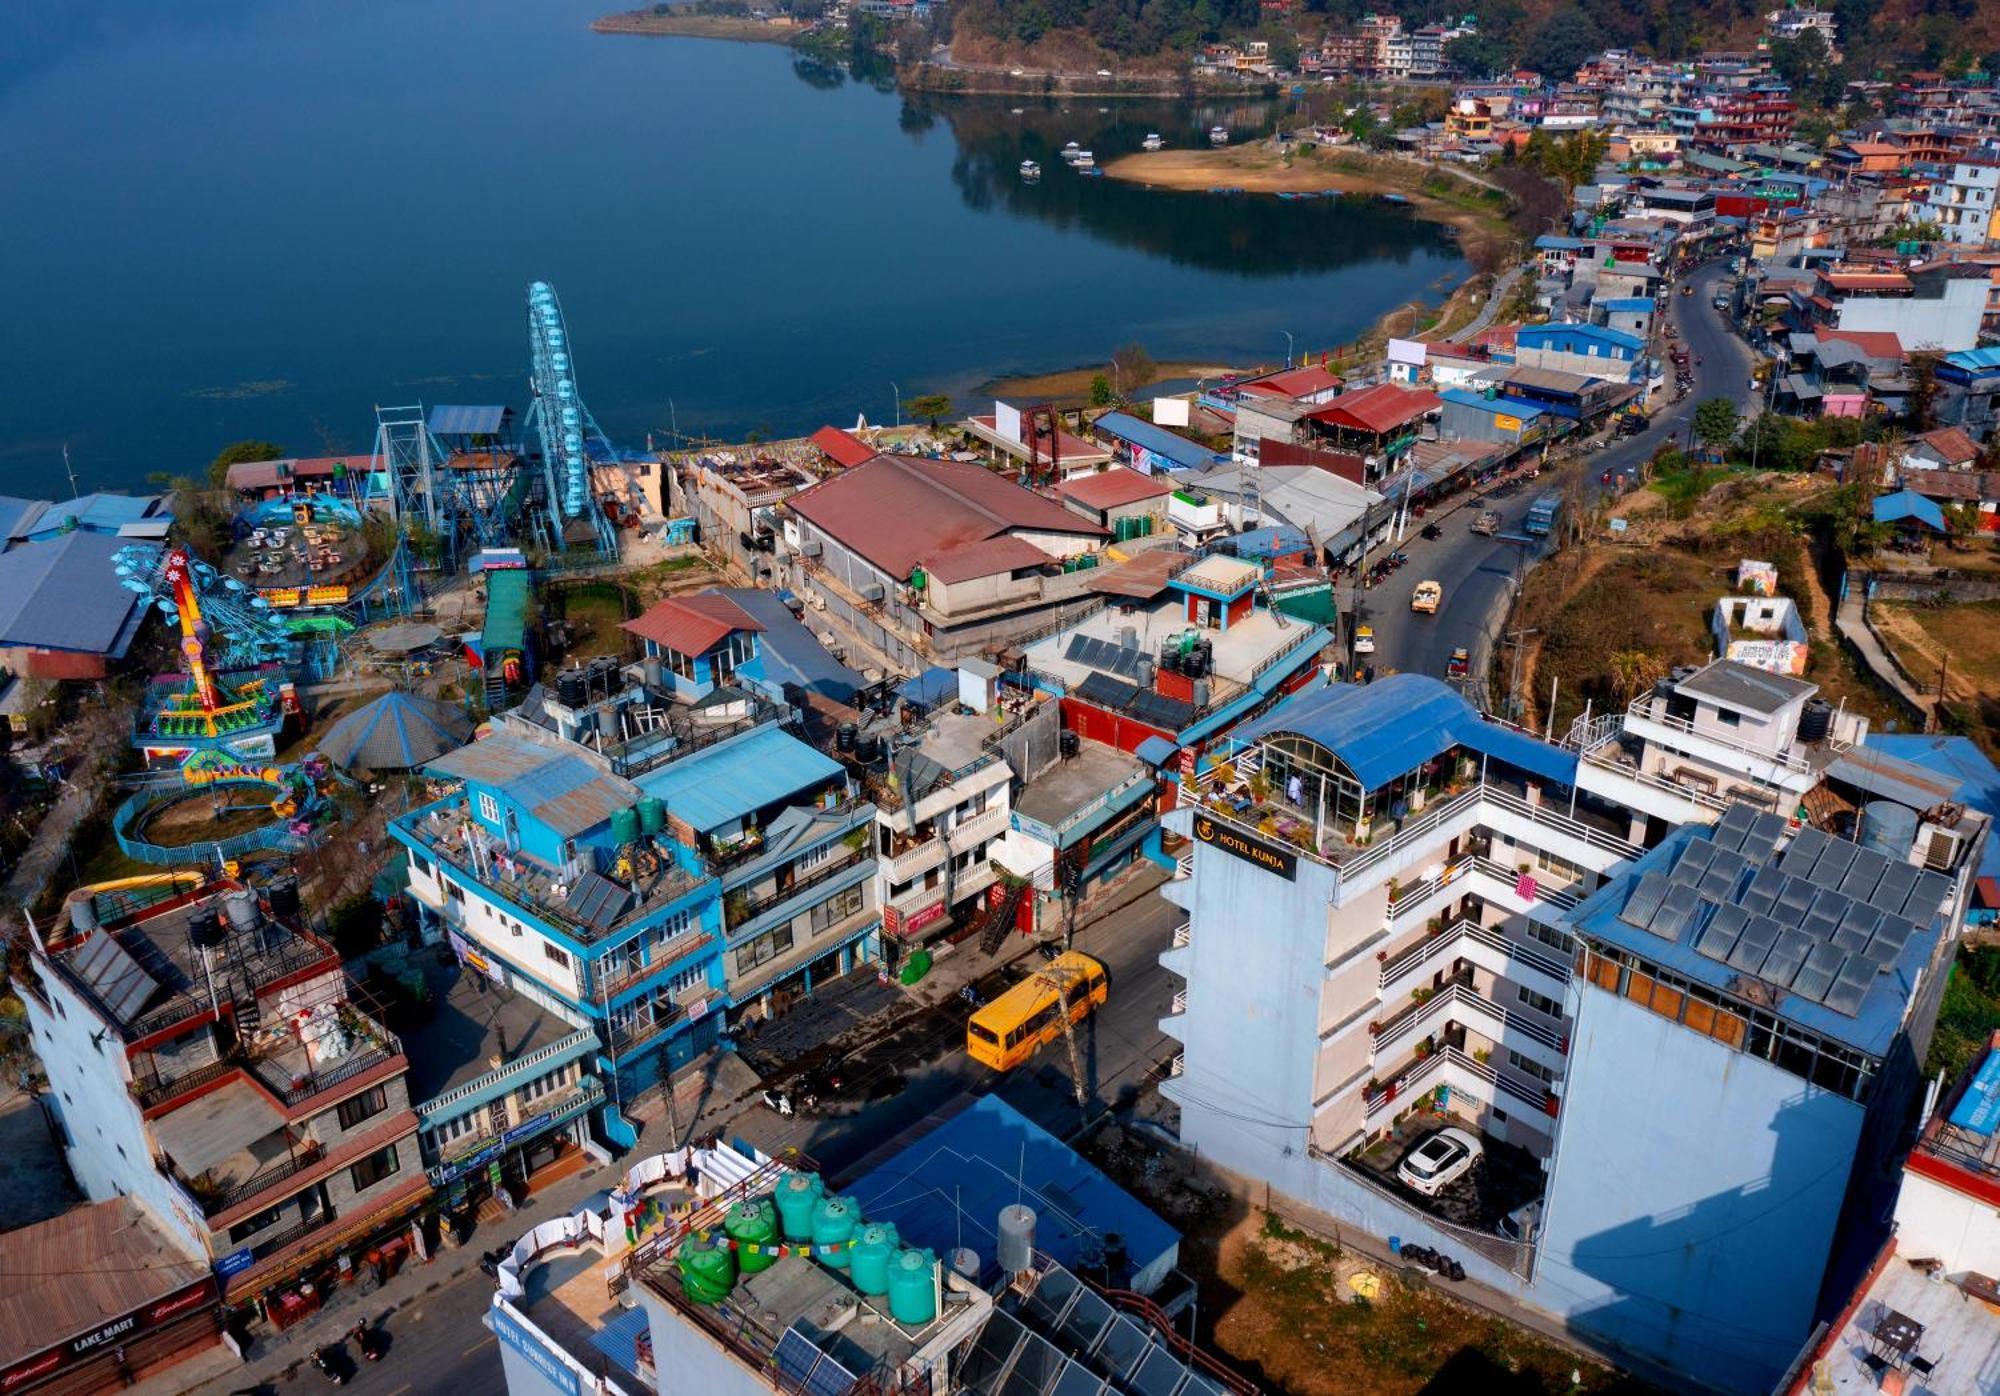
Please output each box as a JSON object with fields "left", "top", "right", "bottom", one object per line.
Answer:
{"left": 0, "top": 0, "right": 1468, "bottom": 496}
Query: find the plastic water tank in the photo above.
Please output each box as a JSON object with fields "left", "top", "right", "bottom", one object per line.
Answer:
{"left": 724, "top": 1198, "right": 781, "bottom": 1275}
{"left": 949, "top": 1247, "right": 981, "bottom": 1282}
{"left": 638, "top": 797, "right": 667, "bottom": 836}
{"left": 68, "top": 896, "right": 98, "bottom": 935}
{"left": 224, "top": 889, "right": 260, "bottom": 933}
{"left": 997, "top": 1205, "right": 1037, "bottom": 1275}
{"left": 266, "top": 876, "right": 302, "bottom": 919}
{"left": 886, "top": 1249, "right": 938, "bottom": 1325}
{"left": 1796, "top": 699, "right": 1833, "bottom": 744}
{"left": 677, "top": 1232, "right": 737, "bottom": 1304}
{"left": 557, "top": 668, "right": 588, "bottom": 708}
{"left": 850, "top": 1223, "right": 901, "bottom": 1296}
{"left": 811, "top": 1196, "right": 861, "bottom": 1268}
{"left": 1859, "top": 801, "right": 1920, "bottom": 860}
{"left": 775, "top": 1173, "right": 824, "bottom": 1241}
{"left": 611, "top": 807, "right": 641, "bottom": 847}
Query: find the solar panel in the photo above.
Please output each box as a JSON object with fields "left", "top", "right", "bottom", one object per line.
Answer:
{"left": 1781, "top": 825, "right": 1831, "bottom": 876}
{"left": 1905, "top": 870, "right": 1953, "bottom": 923}
{"left": 1694, "top": 903, "right": 1750, "bottom": 961}
{"left": 1670, "top": 839, "right": 1717, "bottom": 886}
{"left": 774, "top": 1329, "right": 861, "bottom": 1396}
{"left": 1727, "top": 915, "right": 1781, "bottom": 972}
{"left": 1025, "top": 1267, "right": 1080, "bottom": 1326}
{"left": 1741, "top": 865, "right": 1786, "bottom": 915}
{"left": 1791, "top": 942, "right": 1847, "bottom": 1004}
{"left": 1824, "top": 957, "right": 1874, "bottom": 1017}
{"left": 1839, "top": 848, "right": 1892, "bottom": 901}
{"left": 1833, "top": 903, "right": 1880, "bottom": 955}
{"left": 1745, "top": 812, "right": 1789, "bottom": 861}
{"left": 1866, "top": 916, "right": 1915, "bottom": 963}
{"left": 1126, "top": 691, "right": 1196, "bottom": 730}
{"left": 1074, "top": 672, "right": 1139, "bottom": 711}
{"left": 1619, "top": 872, "right": 1672, "bottom": 932}
{"left": 962, "top": 1313, "right": 1029, "bottom": 1390}
{"left": 1651, "top": 883, "right": 1704, "bottom": 941}
{"left": 71, "top": 932, "right": 160, "bottom": 1024}
{"left": 1760, "top": 925, "right": 1816, "bottom": 986}
{"left": 1131, "top": 1346, "right": 1197, "bottom": 1396}
{"left": 1808, "top": 838, "right": 1857, "bottom": 888}
{"left": 1775, "top": 875, "right": 1817, "bottom": 920}
{"left": 1052, "top": 1365, "right": 1111, "bottom": 1396}
{"left": 1058, "top": 1288, "right": 1115, "bottom": 1351}
{"left": 1700, "top": 848, "right": 1750, "bottom": 901}
{"left": 1001, "top": 1332, "right": 1069, "bottom": 1396}
{"left": 1869, "top": 862, "right": 1920, "bottom": 916}
{"left": 1713, "top": 804, "right": 1757, "bottom": 852}
{"left": 1093, "top": 1315, "right": 1154, "bottom": 1380}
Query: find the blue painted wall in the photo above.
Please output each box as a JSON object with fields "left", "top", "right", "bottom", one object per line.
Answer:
{"left": 1536, "top": 983, "right": 1865, "bottom": 1393}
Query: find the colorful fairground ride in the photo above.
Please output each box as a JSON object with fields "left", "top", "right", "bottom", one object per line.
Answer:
{"left": 117, "top": 545, "right": 297, "bottom": 769}
{"left": 226, "top": 492, "right": 420, "bottom": 679}
{"left": 114, "top": 751, "right": 340, "bottom": 867}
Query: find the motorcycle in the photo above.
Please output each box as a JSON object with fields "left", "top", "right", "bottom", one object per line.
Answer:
{"left": 350, "top": 1323, "right": 384, "bottom": 1364}
{"left": 309, "top": 1347, "right": 345, "bottom": 1386}
{"left": 761, "top": 1089, "right": 795, "bottom": 1118}
{"left": 1419, "top": 522, "right": 1442, "bottom": 541}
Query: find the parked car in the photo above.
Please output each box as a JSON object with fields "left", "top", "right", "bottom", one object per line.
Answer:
{"left": 1497, "top": 1198, "right": 1543, "bottom": 1243}
{"left": 1471, "top": 510, "right": 1502, "bottom": 535}
{"left": 1353, "top": 624, "right": 1376, "bottom": 654}
{"left": 1410, "top": 580, "right": 1443, "bottom": 614}
{"left": 1397, "top": 1127, "right": 1484, "bottom": 1196}
{"left": 1446, "top": 647, "right": 1470, "bottom": 678}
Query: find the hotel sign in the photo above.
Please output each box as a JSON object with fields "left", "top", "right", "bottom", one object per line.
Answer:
{"left": 1191, "top": 814, "right": 1296, "bottom": 881}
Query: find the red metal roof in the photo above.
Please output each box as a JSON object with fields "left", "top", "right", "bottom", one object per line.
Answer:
{"left": 1978, "top": 876, "right": 2000, "bottom": 909}
{"left": 1238, "top": 365, "right": 1344, "bottom": 400}
{"left": 1307, "top": 383, "right": 1442, "bottom": 435}
{"left": 809, "top": 425, "right": 877, "bottom": 469}
{"left": 622, "top": 591, "right": 764, "bottom": 657}
{"left": 1911, "top": 426, "right": 1981, "bottom": 466}
{"left": 920, "top": 535, "right": 1053, "bottom": 584}
{"left": 785, "top": 454, "right": 1104, "bottom": 580}
{"left": 1058, "top": 468, "right": 1172, "bottom": 511}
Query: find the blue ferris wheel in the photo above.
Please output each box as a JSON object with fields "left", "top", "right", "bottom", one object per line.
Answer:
{"left": 524, "top": 281, "right": 618, "bottom": 553}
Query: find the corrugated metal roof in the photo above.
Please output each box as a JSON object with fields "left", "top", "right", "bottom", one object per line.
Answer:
{"left": 809, "top": 425, "right": 877, "bottom": 468}
{"left": 1089, "top": 412, "right": 1227, "bottom": 471}
{"left": 1874, "top": 489, "right": 1949, "bottom": 532}
{"left": 1308, "top": 384, "right": 1442, "bottom": 435}
{"left": 425, "top": 733, "right": 640, "bottom": 838}
{"left": 0, "top": 532, "right": 151, "bottom": 657}
{"left": 635, "top": 724, "right": 845, "bottom": 834}
{"left": 716, "top": 587, "right": 862, "bottom": 702}
{"left": 1057, "top": 467, "right": 1172, "bottom": 510}
{"left": 623, "top": 592, "right": 762, "bottom": 657}
{"left": 481, "top": 569, "right": 532, "bottom": 655}
{"left": 920, "top": 535, "right": 1051, "bottom": 584}
{"left": 1232, "top": 673, "right": 1576, "bottom": 790}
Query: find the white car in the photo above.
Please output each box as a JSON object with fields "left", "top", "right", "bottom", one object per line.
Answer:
{"left": 1396, "top": 1127, "right": 1483, "bottom": 1196}
{"left": 1097, "top": 68, "right": 1113, "bottom": 77}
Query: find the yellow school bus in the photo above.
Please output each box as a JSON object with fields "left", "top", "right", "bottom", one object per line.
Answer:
{"left": 966, "top": 951, "right": 1109, "bottom": 1071}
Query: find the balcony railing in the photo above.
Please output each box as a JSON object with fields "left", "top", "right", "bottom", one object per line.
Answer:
{"left": 1468, "top": 856, "right": 1581, "bottom": 910}
{"left": 1378, "top": 919, "right": 1571, "bottom": 992}
{"left": 1372, "top": 980, "right": 1567, "bottom": 1056}
{"left": 1172, "top": 921, "right": 1191, "bottom": 949}
{"left": 1579, "top": 745, "right": 1735, "bottom": 813}
{"left": 238, "top": 1208, "right": 338, "bottom": 1269}
{"left": 420, "top": 1028, "right": 598, "bottom": 1118}
{"left": 1170, "top": 989, "right": 1188, "bottom": 1016}
{"left": 199, "top": 1140, "right": 326, "bottom": 1217}
{"left": 1364, "top": 1043, "right": 1552, "bottom": 1118}
{"left": 251, "top": 1038, "right": 403, "bottom": 1111}
{"left": 134, "top": 1054, "right": 239, "bottom": 1111}
{"left": 594, "top": 934, "right": 712, "bottom": 1000}
{"left": 1625, "top": 694, "right": 1813, "bottom": 774}
{"left": 724, "top": 849, "right": 868, "bottom": 929}
{"left": 608, "top": 1005, "right": 686, "bottom": 1057}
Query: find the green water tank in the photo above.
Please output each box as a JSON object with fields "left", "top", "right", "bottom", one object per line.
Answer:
{"left": 887, "top": 1248, "right": 938, "bottom": 1325}
{"left": 850, "top": 1222, "right": 901, "bottom": 1296}
{"left": 775, "top": 1173, "right": 825, "bottom": 1242}
{"left": 909, "top": 567, "right": 927, "bottom": 591}
{"left": 638, "top": 797, "right": 666, "bottom": 835}
{"left": 725, "top": 1198, "right": 781, "bottom": 1275}
{"left": 611, "top": 806, "right": 640, "bottom": 846}
{"left": 678, "top": 1232, "right": 737, "bottom": 1304}
{"left": 811, "top": 1195, "right": 861, "bottom": 1268}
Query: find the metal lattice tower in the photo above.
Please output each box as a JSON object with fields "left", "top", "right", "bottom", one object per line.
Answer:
{"left": 373, "top": 404, "right": 450, "bottom": 535}
{"left": 524, "top": 281, "right": 617, "bottom": 552}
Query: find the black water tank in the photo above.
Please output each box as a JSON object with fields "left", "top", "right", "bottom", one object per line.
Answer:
{"left": 1101, "top": 1232, "right": 1129, "bottom": 1288}
{"left": 1797, "top": 698, "right": 1833, "bottom": 744}
{"left": 267, "top": 876, "right": 302, "bottom": 918}
{"left": 837, "top": 723, "right": 858, "bottom": 752}
{"left": 856, "top": 734, "right": 882, "bottom": 764}
{"left": 189, "top": 913, "right": 227, "bottom": 950}
{"left": 1060, "top": 731, "right": 1081, "bottom": 759}
{"left": 556, "top": 668, "right": 588, "bottom": 707}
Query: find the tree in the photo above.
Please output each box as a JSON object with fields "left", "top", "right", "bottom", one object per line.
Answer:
{"left": 1945, "top": 502, "right": 1984, "bottom": 548}
{"left": 1522, "top": 9, "right": 1603, "bottom": 80}
{"left": 208, "top": 439, "right": 285, "bottom": 489}
{"left": 906, "top": 393, "right": 953, "bottom": 427}
{"left": 1089, "top": 373, "right": 1114, "bottom": 407}
{"left": 1110, "top": 342, "right": 1156, "bottom": 398}
{"left": 1693, "top": 397, "right": 1740, "bottom": 449}
{"left": 1445, "top": 32, "right": 1512, "bottom": 78}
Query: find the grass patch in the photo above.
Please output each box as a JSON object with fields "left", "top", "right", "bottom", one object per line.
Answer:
{"left": 1873, "top": 598, "right": 2000, "bottom": 758}
{"left": 1929, "top": 949, "right": 2000, "bottom": 1081}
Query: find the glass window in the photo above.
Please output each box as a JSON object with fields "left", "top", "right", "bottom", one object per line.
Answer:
{"left": 335, "top": 1085, "right": 389, "bottom": 1131}
{"left": 811, "top": 884, "right": 865, "bottom": 933}
{"left": 543, "top": 942, "right": 571, "bottom": 971}
{"left": 477, "top": 792, "right": 500, "bottom": 823}
{"left": 349, "top": 1145, "right": 401, "bottom": 1192}
{"left": 1515, "top": 985, "right": 1562, "bottom": 1019}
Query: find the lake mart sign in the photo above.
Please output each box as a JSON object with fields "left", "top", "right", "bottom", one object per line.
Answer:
{"left": 1191, "top": 814, "right": 1296, "bottom": 881}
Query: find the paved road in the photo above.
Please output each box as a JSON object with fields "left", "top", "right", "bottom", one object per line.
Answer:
{"left": 1362, "top": 259, "right": 1755, "bottom": 695}
{"left": 735, "top": 888, "right": 1184, "bottom": 1174}
{"left": 1447, "top": 264, "right": 1524, "bottom": 345}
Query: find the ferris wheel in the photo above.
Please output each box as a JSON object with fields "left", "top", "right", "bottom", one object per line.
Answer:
{"left": 524, "top": 281, "right": 616, "bottom": 548}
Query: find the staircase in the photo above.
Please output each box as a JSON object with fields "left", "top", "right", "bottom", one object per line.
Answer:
{"left": 979, "top": 883, "right": 1029, "bottom": 955}
{"left": 484, "top": 668, "right": 509, "bottom": 710}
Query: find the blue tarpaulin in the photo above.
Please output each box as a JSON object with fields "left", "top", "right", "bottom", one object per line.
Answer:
{"left": 898, "top": 666, "right": 959, "bottom": 708}
{"left": 1950, "top": 1049, "right": 2000, "bottom": 1135}
{"left": 1874, "top": 489, "right": 1949, "bottom": 533}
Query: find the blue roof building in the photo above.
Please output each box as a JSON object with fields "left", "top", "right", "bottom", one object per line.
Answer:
{"left": 1874, "top": 488, "right": 1949, "bottom": 533}
{"left": 846, "top": 1096, "right": 1181, "bottom": 1294}
{"left": 1514, "top": 322, "right": 1647, "bottom": 386}
{"left": 392, "top": 704, "right": 882, "bottom": 1122}
{"left": 717, "top": 587, "right": 864, "bottom": 703}
{"left": 0, "top": 532, "right": 154, "bottom": 673}
{"left": 1089, "top": 411, "right": 1229, "bottom": 474}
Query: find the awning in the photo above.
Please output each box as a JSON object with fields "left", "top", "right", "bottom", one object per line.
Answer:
{"left": 1135, "top": 735, "right": 1179, "bottom": 767}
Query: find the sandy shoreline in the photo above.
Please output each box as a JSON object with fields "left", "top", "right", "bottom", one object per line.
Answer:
{"left": 591, "top": 11, "right": 799, "bottom": 44}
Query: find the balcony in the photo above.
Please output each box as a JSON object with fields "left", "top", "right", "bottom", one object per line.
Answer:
{"left": 1361, "top": 1044, "right": 1553, "bottom": 1125}
{"left": 1376, "top": 918, "right": 1570, "bottom": 1005}
{"left": 1370, "top": 978, "right": 1566, "bottom": 1064}
{"left": 1623, "top": 692, "right": 1815, "bottom": 776}
{"left": 249, "top": 1036, "right": 404, "bottom": 1112}
{"left": 594, "top": 933, "right": 713, "bottom": 1000}
{"left": 1172, "top": 921, "right": 1191, "bottom": 949}
{"left": 724, "top": 848, "right": 869, "bottom": 930}
{"left": 431, "top": 1079, "right": 605, "bottom": 1172}
{"left": 608, "top": 1004, "right": 687, "bottom": 1057}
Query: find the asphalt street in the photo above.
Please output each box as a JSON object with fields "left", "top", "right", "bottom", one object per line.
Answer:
{"left": 1361, "top": 259, "right": 1756, "bottom": 693}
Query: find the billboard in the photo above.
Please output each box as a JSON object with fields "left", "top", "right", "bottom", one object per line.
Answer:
{"left": 993, "top": 400, "right": 1023, "bottom": 443}
{"left": 1152, "top": 397, "right": 1191, "bottom": 427}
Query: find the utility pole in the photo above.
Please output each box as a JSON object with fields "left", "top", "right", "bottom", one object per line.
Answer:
{"left": 63, "top": 443, "right": 80, "bottom": 501}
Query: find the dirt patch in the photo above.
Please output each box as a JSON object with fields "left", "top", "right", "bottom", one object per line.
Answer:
{"left": 1873, "top": 598, "right": 2000, "bottom": 759}
{"left": 141, "top": 789, "right": 285, "bottom": 845}
{"left": 592, "top": 10, "right": 801, "bottom": 44}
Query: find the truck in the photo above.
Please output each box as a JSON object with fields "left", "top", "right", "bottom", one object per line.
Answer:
{"left": 1471, "top": 510, "right": 1502, "bottom": 535}
{"left": 1524, "top": 493, "right": 1562, "bottom": 537}
{"left": 1411, "top": 580, "right": 1443, "bottom": 614}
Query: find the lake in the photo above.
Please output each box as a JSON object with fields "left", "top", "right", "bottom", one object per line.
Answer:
{"left": 0, "top": 0, "right": 1468, "bottom": 497}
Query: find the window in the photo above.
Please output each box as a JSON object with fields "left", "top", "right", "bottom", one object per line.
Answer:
{"left": 520, "top": 1064, "right": 574, "bottom": 1103}
{"left": 445, "top": 881, "right": 465, "bottom": 904}
{"left": 543, "top": 942, "right": 572, "bottom": 971}
{"left": 336, "top": 1085, "right": 390, "bottom": 1131}
{"left": 1506, "top": 1049, "right": 1554, "bottom": 1085}
{"left": 431, "top": 1113, "right": 481, "bottom": 1148}
{"left": 477, "top": 792, "right": 500, "bottom": 823}
{"left": 411, "top": 854, "right": 433, "bottom": 878}
{"left": 228, "top": 1201, "right": 293, "bottom": 1243}
{"left": 349, "top": 1145, "right": 402, "bottom": 1192}
{"left": 811, "top": 884, "right": 866, "bottom": 934}
{"left": 797, "top": 839, "right": 836, "bottom": 872}
{"left": 1525, "top": 921, "right": 1572, "bottom": 954}
{"left": 735, "top": 925, "right": 795, "bottom": 974}
{"left": 1515, "top": 985, "right": 1563, "bottom": 1019}
{"left": 1714, "top": 708, "right": 1741, "bottom": 728}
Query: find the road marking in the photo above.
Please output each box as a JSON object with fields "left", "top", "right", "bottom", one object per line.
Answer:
{"left": 462, "top": 1335, "right": 496, "bottom": 1358}
{"left": 386, "top": 1385, "right": 412, "bottom": 1396}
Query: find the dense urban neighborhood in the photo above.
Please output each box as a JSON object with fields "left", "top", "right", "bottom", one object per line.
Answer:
{"left": 19, "top": 9, "right": 2000, "bottom": 1396}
